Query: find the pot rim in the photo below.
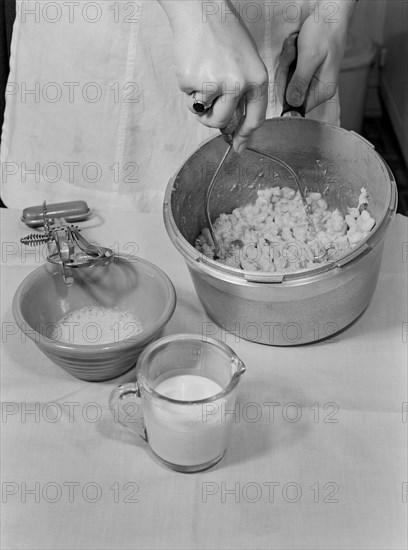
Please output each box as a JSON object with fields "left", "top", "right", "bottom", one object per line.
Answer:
{"left": 163, "top": 119, "right": 397, "bottom": 285}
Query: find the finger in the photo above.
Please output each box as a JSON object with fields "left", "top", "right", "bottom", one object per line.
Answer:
{"left": 276, "top": 33, "right": 298, "bottom": 106}
{"left": 194, "top": 91, "right": 241, "bottom": 129}
{"left": 221, "top": 101, "right": 245, "bottom": 138}
{"left": 233, "top": 81, "right": 268, "bottom": 154}
{"left": 187, "top": 82, "right": 221, "bottom": 115}
{"left": 303, "top": 66, "right": 338, "bottom": 112}
{"left": 286, "top": 39, "right": 323, "bottom": 108}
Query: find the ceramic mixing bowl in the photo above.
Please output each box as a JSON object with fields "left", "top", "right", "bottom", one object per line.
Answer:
{"left": 12, "top": 255, "right": 176, "bottom": 381}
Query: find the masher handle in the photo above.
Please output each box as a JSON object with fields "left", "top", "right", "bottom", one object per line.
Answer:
{"left": 281, "top": 33, "right": 307, "bottom": 118}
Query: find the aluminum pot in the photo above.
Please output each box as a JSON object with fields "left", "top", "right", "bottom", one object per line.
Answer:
{"left": 163, "top": 118, "right": 397, "bottom": 345}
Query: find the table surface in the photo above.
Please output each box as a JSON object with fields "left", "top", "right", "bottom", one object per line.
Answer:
{"left": 1, "top": 208, "right": 407, "bottom": 550}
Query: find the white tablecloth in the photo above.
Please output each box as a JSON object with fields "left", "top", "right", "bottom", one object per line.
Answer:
{"left": 1, "top": 208, "right": 407, "bottom": 550}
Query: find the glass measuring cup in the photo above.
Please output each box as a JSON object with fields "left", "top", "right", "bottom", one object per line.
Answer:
{"left": 109, "top": 334, "right": 246, "bottom": 473}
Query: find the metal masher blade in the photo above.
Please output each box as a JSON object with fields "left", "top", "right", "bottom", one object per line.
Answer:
{"left": 204, "top": 140, "right": 330, "bottom": 264}
{"left": 204, "top": 138, "right": 315, "bottom": 250}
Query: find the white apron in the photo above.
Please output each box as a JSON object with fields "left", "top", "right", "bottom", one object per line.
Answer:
{"left": 1, "top": 0, "right": 340, "bottom": 212}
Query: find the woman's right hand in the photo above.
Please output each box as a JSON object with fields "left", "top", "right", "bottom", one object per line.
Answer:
{"left": 158, "top": 0, "right": 268, "bottom": 153}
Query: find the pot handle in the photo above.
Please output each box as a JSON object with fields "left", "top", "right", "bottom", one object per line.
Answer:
{"left": 243, "top": 272, "right": 285, "bottom": 283}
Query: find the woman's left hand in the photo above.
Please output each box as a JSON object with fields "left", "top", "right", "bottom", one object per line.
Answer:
{"left": 276, "top": 0, "right": 357, "bottom": 112}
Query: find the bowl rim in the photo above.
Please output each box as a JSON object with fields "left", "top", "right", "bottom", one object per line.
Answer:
{"left": 163, "top": 119, "right": 398, "bottom": 285}
{"left": 12, "top": 254, "right": 177, "bottom": 353}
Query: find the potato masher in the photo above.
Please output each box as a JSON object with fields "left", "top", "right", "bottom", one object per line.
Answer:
{"left": 204, "top": 35, "right": 328, "bottom": 263}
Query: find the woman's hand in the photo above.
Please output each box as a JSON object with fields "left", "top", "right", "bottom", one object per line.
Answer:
{"left": 277, "top": 0, "right": 357, "bottom": 113}
{"left": 158, "top": 0, "right": 268, "bottom": 153}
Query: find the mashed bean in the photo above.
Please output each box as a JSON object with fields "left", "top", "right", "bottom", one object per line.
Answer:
{"left": 195, "top": 187, "right": 375, "bottom": 273}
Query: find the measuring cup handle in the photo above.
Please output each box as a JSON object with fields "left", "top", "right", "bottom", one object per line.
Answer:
{"left": 281, "top": 34, "right": 307, "bottom": 118}
{"left": 109, "top": 382, "right": 147, "bottom": 441}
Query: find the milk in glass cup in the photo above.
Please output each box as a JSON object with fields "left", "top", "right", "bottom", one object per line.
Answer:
{"left": 109, "top": 334, "right": 245, "bottom": 473}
